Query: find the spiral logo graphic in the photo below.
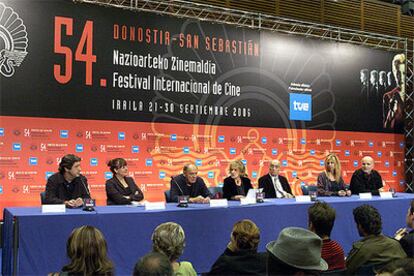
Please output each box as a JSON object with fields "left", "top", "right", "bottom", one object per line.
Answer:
{"left": 0, "top": 3, "right": 28, "bottom": 78}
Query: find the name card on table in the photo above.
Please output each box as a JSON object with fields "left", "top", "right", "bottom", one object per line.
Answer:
{"left": 359, "top": 192, "right": 372, "bottom": 200}
{"left": 380, "top": 192, "right": 393, "bottom": 199}
{"left": 145, "top": 201, "right": 166, "bottom": 210}
{"left": 41, "top": 204, "right": 66, "bottom": 213}
{"left": 295, "top": 195, "right": 311, "bottom": 203}
{"left": 210, "top": 199, "right": 228, "bottom": 208}
{"left": 240, "top": 197, "right": 256, "bottom": 205}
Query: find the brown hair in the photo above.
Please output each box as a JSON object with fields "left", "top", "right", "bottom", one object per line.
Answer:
{"left": 62, "top": 225, "right": 113, "bottom": 275}
{"left": 308, "top": 201, "right": 336, "bottom": 238}
{"left": 107, "top": 158, "right": 127, "bottom": 174}
{"left": 230, "top": 219, "right": 260, "bottom": 251}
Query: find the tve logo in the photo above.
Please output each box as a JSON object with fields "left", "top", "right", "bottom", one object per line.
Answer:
{"left": 76, "top": 144, "right": 84, "bottom": 152}
{"left": 392, "top": 171, "right": 397, "bottom": 177}
{"left": 60, "top": 130, "right": 68, "bottom": 138}
{"left": 29, "top": 157, "right": 38, "bottom": 166}
{"left": 282, "top": 160, "right": 288, "bottom": 167}
{"left": 90, "top": 158, "right": 98, "bottom": 166}
{"left": 335, "top": 140, "right": 341, "bottom": 146}
{"left": 272, "top": 149, "right": 278, "bottom": 155}
{"left": 320, "top": 160, "right": 325, "bottom": 166}
{"left": 385, "top": 161, "right": 390, "bottom": 167}
{"left": 345, "top": 150, "right": 350, "bottom": 156}
{"left": 159, "top": 171, "right": 166, "bottom": 179}
{"left": 353, "top": 161, "right": 359, "bottom": 167}
{"left": 261, "top": 137, "right": 267, "bottom": 144}
{"left": 230, "top": 148, "right": 236, "bottom": 155}
{"left": 131, "top": 146, "right": 139, "bottom": 153}
{"left": 105, "top": 172, "right": 113, "bottom": 180}
{"left": 208, "top": 171, "right": 214, "bottom": 178}
{"left": 0, "top": 128, "right": 4, "bottom": 136}
{"left": 195, "top": 159, "right": 202, "bottom": 166}
{"left": 118, "top": 132, "right": 125, "bottom": 140}
{"left": 170, "top": 134, "right": 177, "bottom": 141}
{"left": 146, "top": 159, "right": 153, "bottom": 166}
{"left": 12, "top": 143, "right": 21, "bottom": 151}
{"left": 289, "top": 93, "right": 312, "bottom": 121}
{"left": 377, "top": 151, "right": 382, "bottom": 157}
{"left": 218, "top": 135, "right": 225, "bottom": 143}
{"left": 241, "top": 159, "right": 247, "bottom": 165}
{"left": 368, "top": 141, "right": 374, "bottom": 147}
{"left": 45, "top": 172, "right": 54, "bottom": 180}
{"left": 252, "top": 171, "right": 257, "bottom": 178}
{"left": 300, "top": 138, "right": 306, "bottom": 145}
{"left": 0, "top": 185, "right": 3, "bottom": 194}
{"left": 183, "top": 147, "right": 190, "bottom": 154}
{"left": 310, "top": 150, "right": 315, "bottom": 155}
{"left": 292, "top": 171, "right": 297, "bottom": 178}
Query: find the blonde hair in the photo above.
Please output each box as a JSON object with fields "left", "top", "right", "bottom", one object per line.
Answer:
{"left": 229, "top": 219, "right": 260, "bottom": 251}
{"left": 152, "top": 222, "right": 185, "bottom": 262}
{"left": 63, "top": 225, "right": 113, "bottom": 275}
{"left": 228, "top": 160, "right": 246, "bottom": 177}
{"left": 325, "top": 153, "right": 342, "bottom": 183}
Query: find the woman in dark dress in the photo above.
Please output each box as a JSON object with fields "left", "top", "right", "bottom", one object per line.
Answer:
{"left": 223, "top": 160, "right": 253, "bottom": 200}
{"left": 317, "top": 153, "right": 351, "bottom": 197}
{"left": 105, "top": 158, "right": 144, "bottom": 205}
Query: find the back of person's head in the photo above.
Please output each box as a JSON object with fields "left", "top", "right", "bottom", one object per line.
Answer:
{"left": 133, "top": 252, "right": 173, "bottom": 276}
{"left": 353, "top": 204, "right": 382, "bottom": 236}
{"left": 375, "top": 258, "right": 414, "bottom": 276}
{"left": 230, "top": 219, "right": 260, "bottom": 251}
{"left": 59, "top": 154, "right": 81, "bottom": 174}
{"left": 63, "top": 225, "right": 113, "bottom": 275}
{"left": 266, "top": 227, "right": 327, "bottom": 275}
{"left": 308, "top": 201, "right": 336, "bottom": 238}
{"left": 410, "top": 200, "right": 414, "bottom": 216}
{"left": 152, "top": 222, "right": 185, "bottom": 262}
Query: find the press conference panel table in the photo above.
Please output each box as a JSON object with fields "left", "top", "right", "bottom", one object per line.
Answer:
{"left": 2, "top": 193, "right": 414, "bottom": 275}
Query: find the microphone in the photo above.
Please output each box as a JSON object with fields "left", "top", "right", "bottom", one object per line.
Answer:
{"left": 296, "top": 176, "right": 317, "bottom": 200}
{"left": 79, "top": 175, "right": 94, "bottom": 211}
{"left": 171, "top": 176, "right": 188, "bottom": 207}
{"left": 171, "top": 176, "right": 184, "bottom": 196}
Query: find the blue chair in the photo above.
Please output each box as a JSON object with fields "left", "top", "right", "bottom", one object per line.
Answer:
{"left": 164, "top": 190, "right": 171, "bottom": 203}
{"left": 301, "top": 185, "right": 317, "bottom": 195}
{"left": 208, "top": 186, "right": 223, "bottom": 199}
{"left": 40, "top": 191, "right": 46, "bottom": 204}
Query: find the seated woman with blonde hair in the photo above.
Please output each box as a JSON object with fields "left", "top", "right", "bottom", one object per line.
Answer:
{"left": 152, "top": 222, "right": 197, "bottom": 276}
{"left": 223, "top": 160, "right": 253, "bottom": 200}
{"left": 207, "top": 219, "right": 266, "bottom": 275}
{"left": 317, "top": 153, "right": 351, "bottom": 197}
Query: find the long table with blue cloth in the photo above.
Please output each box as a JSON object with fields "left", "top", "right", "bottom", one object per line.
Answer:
{"left": 2, "top": 193, "right": 414, "bottom": 275}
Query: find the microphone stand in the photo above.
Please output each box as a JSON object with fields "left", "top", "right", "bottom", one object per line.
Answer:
{"left": 171, "top": 176, "right": 188, "bottom": 208}
{"left": 80, "top": 175, "right": 95, "bottom": 211}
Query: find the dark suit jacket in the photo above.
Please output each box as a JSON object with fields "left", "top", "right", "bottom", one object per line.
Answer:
{"left": 45, "top": 173, "right": 90, "bottom": 204}
{"left": 207, "top": 248, "right": 267, "bottom": 275}
{"left": 170, "top": 174, "right": 212, "bottom": 202}
{"left": 350, "top": 169, "right": 383, "bottom": 195}
{"left": 258, "top": 174, "right": 292, "bottom": 198}
{"left": 105, "top": 176, "right": 144, "bottom": 205}
{"left": 223, "top": 176, "right": 253, "bottom": 200}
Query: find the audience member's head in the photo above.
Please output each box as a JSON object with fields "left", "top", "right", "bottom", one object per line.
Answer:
{"left": 406, "top": 200, "right": 414, "bottom": 229}
{"left": 375, "top": 258, "right": 414, "bottom": 276}
{"left": 62, "top": 225, "right": 113, "bottom": 275}
{"left": 133, "top": 252, "right": 173, "bottom": 276}
{"left": 228, "top": 219, "right": 260, "bottom": 252}
{"left": 152, "top": 222, "right": 186, "bottom": 262}
{"left": 353, "top": 204, "right": 382, "bottom": 237}
{"left": 308, "top": 201, "right": 336, "bottom": 239}
{"left": 266, "top": 227, "right": 328, "bottom": 275}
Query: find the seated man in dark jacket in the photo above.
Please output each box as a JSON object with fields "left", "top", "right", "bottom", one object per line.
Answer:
{"left": 170, "top": 163, "right": 212, "bottom": 203}
{"left": 45, "top": 154, "right": 90, "bottom": 207}
{"left": 258, "top": 160, "right": 293, "bottom": 198}
{"left": 350, "top": 156, "right": 384, "bottom": 195}
{"left": 207, "top": 219, "right": 266, "bottom": 275}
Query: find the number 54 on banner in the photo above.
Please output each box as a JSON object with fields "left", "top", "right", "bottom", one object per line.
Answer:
{"left": 54, "top": 16, "right": 96, "bottom": 86}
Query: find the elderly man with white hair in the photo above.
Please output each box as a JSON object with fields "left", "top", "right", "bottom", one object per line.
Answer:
{"left": 350, "top": 156, "right": 384, "bottom": 195}
{"left": 258, "top": 160, "right": 294, "bottom": 198}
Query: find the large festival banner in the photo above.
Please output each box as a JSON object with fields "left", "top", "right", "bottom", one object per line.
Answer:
{"left": 0, "top": 0, "right": 406, "bottom": 216}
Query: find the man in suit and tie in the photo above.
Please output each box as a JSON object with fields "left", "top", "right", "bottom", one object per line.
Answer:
{"left": 258, "top": 160, "right": 294, "bottom": 198}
